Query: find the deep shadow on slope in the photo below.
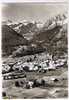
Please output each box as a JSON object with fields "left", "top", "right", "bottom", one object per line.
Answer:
{"left": 2, "top": 25, "right": 28, "bottom": 56}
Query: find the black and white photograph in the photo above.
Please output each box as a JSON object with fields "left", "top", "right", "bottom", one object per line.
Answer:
{"left": 1, "top": 1, "right": 68, "bottom": 99}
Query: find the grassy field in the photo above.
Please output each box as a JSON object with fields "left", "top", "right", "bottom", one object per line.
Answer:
{"left": 2, "top": 66, "right": 68, "bottom": 99}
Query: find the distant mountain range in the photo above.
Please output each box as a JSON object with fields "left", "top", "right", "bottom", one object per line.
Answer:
{"left": 2, "top": 13, "right": 68, "bottom": 57}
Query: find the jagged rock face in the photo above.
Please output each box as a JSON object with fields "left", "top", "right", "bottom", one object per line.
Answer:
{"left": 9, "top": 22, "right": 39, "bottom": 40}
{"left": 32, "top": 26, "right": 62, "bottom": 43}
{"left": 2, "top": 25, "right": 28, "bottom": 56}
{"left": 18, "top": 23, "right": 39, "bottom": 40}
{"left": 19, "top": 23, "right": 37, "bottom": 34}
{"left": 31, "top": 22, "right": 67, "bottom": 55}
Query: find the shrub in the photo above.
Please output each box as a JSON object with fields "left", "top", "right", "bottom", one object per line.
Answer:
{"left": 2, "top": 92, "right": 6, "bottom": 97}
{"left": 41, "top": 79, "right": 45, "bottom": 86}
{"left": 23, "top": 66, "right": 29, "bottom": 72}
{"left": 33, "top": 79, "right": 41, "bottom": 87}
{"left": 26, "top": 84, "right": 30, "bottom": 89}
{"left": 15, "top": 81, "right": 20, "bottom": 87}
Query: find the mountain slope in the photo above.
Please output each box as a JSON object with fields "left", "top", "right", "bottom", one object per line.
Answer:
{"left": 31, "top": 20, "right": 67, "bottom": 56}
{"left": 31, "top": 25, "right": 62, "bottom": 45}
{"left": 2, "top": 25, "right": 28, "bottom": 56}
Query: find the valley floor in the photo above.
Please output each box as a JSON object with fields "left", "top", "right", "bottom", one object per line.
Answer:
{"left": 2, "top": 66, "right": 68, "bottom": 99}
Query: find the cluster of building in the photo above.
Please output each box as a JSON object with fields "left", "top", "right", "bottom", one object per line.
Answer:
{"left": 2, "top": 54, "right": 67, "bottom": 74}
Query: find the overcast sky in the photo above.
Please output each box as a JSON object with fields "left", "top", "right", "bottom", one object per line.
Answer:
{"left": 2, "top": 3, "right": 67, "bottom": 22}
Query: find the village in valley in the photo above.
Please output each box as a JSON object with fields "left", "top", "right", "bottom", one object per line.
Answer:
{"left": 2, "top": 3, "right": 68, "bottom": 99}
